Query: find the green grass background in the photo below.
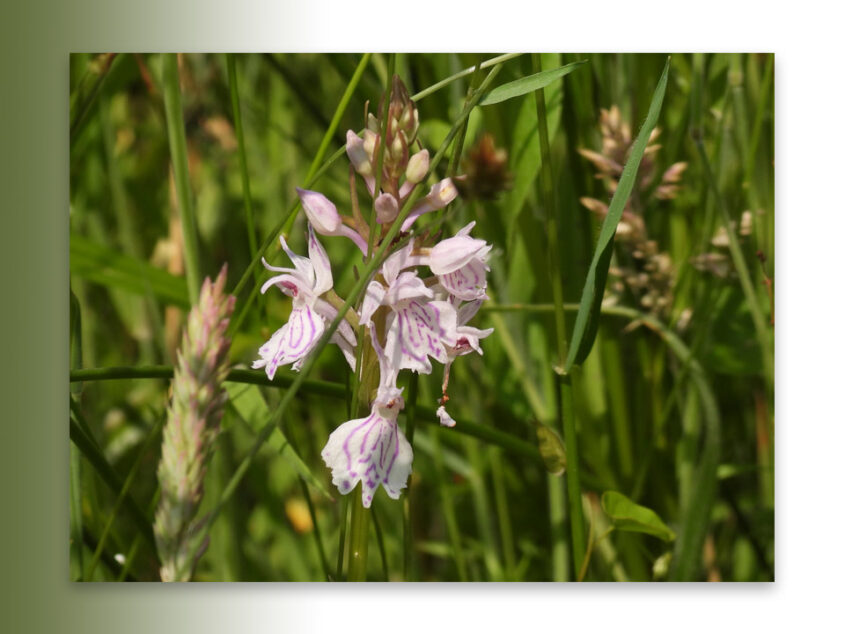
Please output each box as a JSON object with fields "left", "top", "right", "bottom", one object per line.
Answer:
{"left": 66, "top": 52, "right": 773, "bottom": 582}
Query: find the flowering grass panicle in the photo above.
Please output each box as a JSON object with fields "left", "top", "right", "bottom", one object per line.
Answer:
{"left": 154, "top": 265, "right": 236, "bottom": 582}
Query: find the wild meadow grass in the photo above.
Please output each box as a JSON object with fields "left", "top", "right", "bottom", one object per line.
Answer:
{"left": 69, "top": 52, "right": 774, "bottom": 581}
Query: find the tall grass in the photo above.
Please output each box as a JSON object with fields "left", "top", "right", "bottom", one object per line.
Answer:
{"left": 69, "top": 52, "right": 774, "bottom": 581}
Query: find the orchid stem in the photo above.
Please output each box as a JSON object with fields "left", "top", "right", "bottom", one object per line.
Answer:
{"left": 347, "top": 486, "right": 370, "bottom": 581}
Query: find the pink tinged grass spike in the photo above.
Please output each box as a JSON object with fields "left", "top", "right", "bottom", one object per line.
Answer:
{"left": 154, "top": 265, "right": 235, "bottom": 582}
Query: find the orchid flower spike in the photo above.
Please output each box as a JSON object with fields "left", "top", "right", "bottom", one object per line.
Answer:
{"left": 252, "top": 224, "right": 357, "bottom": 378}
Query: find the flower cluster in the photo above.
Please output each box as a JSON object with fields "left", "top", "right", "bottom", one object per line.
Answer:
{"left": 254, "top": 77, "right": 493, "bottom": 507}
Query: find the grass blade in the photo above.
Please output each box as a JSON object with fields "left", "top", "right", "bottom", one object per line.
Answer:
{"left": 566, "top": 58, "right": 671, "bottom": 369}
{"left": 162, "top": 53, "right": 202, "bottom": 303}
{"left": 479, "top": 60, "right": 587, "bottom": 106}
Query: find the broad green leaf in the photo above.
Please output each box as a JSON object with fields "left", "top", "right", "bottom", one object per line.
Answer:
{"left": 535, "top": 423, "right": 566, "bottom": 476}
{"left": 566, "top": 58, "right": 671, "bottom": 369}
{"left": 479, "top": 60, "right": 587, "bottom": 106}
{"left": 601, "top": 490, "right": 676, "bottom": 542}
{"left": 70, "top": 233, "right": 189, "bottom": 308}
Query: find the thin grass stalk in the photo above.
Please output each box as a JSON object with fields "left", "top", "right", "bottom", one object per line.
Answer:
{"left": 162, "top": 54, "right": 202, "bottom": 303}
{"left": 489, "top": 448, "right": 516, "bottom": 579}
{"left": 370, "top": 502, "right": 390, "bottom": 581}
{"left": 70, "top": 366, "right": 543, "bottom": 462}
{"left": 85, "top": 415, "right": 164, "bottom": 580}
{"left": 116, "top": 487, "right": 161, "bottom": 581}
{"left": 403, "top": 372, "right": 419, "bottom": 580}
{"left": 336, "top": 497, "right": 349, "bottom": 580}
{"left": 694, "top": 137, "right": 773, "bottom": 389}
{"left": 70, "top": 53, "right": 121, "bottom": 144}
{"left": 70, "top": 443, "right": 84, "bottom": 580}
{"left": 281, "top": 53, "right": 372, "bottom": 237}
{"left": 226, "top": 55, "right": 258, "bottom": 264}
{"left": 429, "top": 425, "right": 468, "bottom": 581}
{"left": 298, "top": 477, "right": 332, "bottom": 581}
{"left": 548, "top": 475, "right": 568, "bottom": 580}
{"left": 412, "top": 53, "right": 522, "bottom": 101}
{"left": 532, "top": 53, "right": 586, "bottom": 576}
{"left": 69, "top": 402, "right": 158, "bottom": 552}
{"left": 465, "top": 438, "right": 502, "bottom": 581}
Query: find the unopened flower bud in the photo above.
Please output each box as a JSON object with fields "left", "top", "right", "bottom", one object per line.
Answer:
{"left": 427, "top": 178, "right": 458, "bottom": 209}
{"left": 346, "top": 130, "right": 372, "bottom": 176}
{"left": 296, "top": 188, "right": 342, "bottom": 234}
{"left": 375, "top": 192, "right": 399, "bottom": 224}
{"left": 405, "top": 150, "right": 429, "bottom": 184}
{"left": 362, "top": 129, "right": 377, "bottom": 159}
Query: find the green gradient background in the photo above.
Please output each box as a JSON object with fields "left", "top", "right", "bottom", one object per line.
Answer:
{"left": 1, "top": 1, "right": 313, "bottom": 631}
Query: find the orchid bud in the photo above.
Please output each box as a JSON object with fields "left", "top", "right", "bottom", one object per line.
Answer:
{"left": 375, "top": 192, "right": 399, "bottom": 224}
{"left": 296, "top": 188, "right": 342, "bottom": 234}
{"left": 346, "top": 130, "right": 372, "bottom": 176}
{"left": 405, "top": 150, "right": 429, "bottom": 184}
{"left": 426, "top": 178, "right": 458, "bottom": 210}
{"left": 362, "top": 129, "right": 377, "bottom": 159}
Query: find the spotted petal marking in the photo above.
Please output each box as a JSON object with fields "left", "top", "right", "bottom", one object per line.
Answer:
{"left": 321, "top": 410, "right": 413, "bottom": 508}
{"left": 384, "top": 299, "right": 457, "bottom": 374}
{"left": 252, "top": 304, "right": 324, "bottom": 379}
{"left": 438, "top": 258, "right": 490, "bottom": 301}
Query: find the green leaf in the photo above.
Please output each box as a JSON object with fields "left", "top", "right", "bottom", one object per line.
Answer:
{"left": 479, "top": 61, "right": 587, "bottom": 106}
{"left": 535, "top": 423, "right": 566, "bottom": 476}
{"left": 565, "top": 57, "right": 671, "bottom": 370}
{"left": 70, "top": 233, "right": 189, "bottom": 308}
{"left": 601, "top": 491, "right": 676, "bottom": 542}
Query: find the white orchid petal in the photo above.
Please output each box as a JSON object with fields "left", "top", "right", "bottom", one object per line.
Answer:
{"left": 429, "top": 235, "right": 489, "bottom": 275}
{"left": 307, "top": 224, "right": 333, "bottom": 296}
{"left": 384, "top": 299, "right": 457, "bottom": 374}
{"left": 360, "top": 280, "right": 387, "bottom": 328}
{"left": 436, "top": 405, "right": 457, "bottom": 428}
{"left": 438, "top": 258, "right": 489, "bottom": 301}
{"left": 252, "top": 305, "right": 324, "bottom": 379}
{"left": 321, "top": 407, "right": 413, "bottom": 508}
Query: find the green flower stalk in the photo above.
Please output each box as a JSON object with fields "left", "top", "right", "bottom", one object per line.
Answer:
{"left": 154, "top": 265, "right": 235, "bottom": 582}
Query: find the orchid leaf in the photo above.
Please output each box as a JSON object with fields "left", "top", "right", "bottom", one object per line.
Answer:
{"left": 566, "top": 58, "right": 671, "bottom": 369}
